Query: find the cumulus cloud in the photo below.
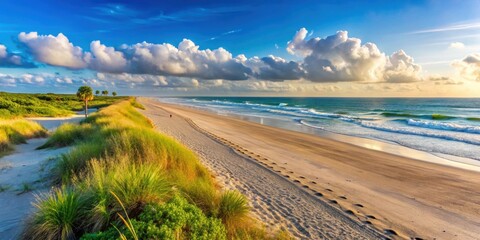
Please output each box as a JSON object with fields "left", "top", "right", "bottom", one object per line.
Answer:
{"left": 97, "top": 72, "right": 200, "bottom": 89}
{"left": 19, "top": 32, "right": 90, "bottom": 69}
{"left": 17, "top": 29, "right": 424, "bottom": 84}
{"left": 19, "top": 32, "right": 251, "bottom": 80}
{"left": 246, "top": 55, "right": 303, "bottom": 81}
{"left": 120, "top": 39, "right": 251, "bottom": 79}
{"left": 0, "top": 44, "right": 36, "bottom": 68}
{"left": 452, "top": 53, "right": 480, "bottom": 81}
{"left": 286, "top": 28, "right": 422, "bottom": 83}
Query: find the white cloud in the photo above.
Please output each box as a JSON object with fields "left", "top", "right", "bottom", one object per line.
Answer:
{"left": 19, "top": 32, "right": 90, "bottom": 69}
{"left": 19, "top": 33, "right": 252, "bottom": 80}
{"left": 17, "top": 29, "right": 424, "bottom": 85}
{"left": 286, "top": 28, "right": 422, "bottom": 83}
{"left": 452, "top": 53, "right": 480, "bottom": 81}
{"left": 89, "top": 40, "right": 127, "bottom": 72}
{"left": 449, "top": 42, "right": 465, "bottom": 49}
{"left": 0, "top": 45, "right": 6, "bottom": 58}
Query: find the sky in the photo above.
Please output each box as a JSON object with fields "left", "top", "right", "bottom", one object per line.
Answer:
{"left": 1, "top": 0, "right": 480, "bottom": 97}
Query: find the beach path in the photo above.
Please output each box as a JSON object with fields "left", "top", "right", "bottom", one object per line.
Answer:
{"left": 0, "top": 115, "right": 84, "bottom": 239}
{"left": 140, "top": 98, "right": 384, "bottom": 240}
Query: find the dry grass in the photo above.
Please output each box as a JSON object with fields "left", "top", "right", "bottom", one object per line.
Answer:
{"left": 0, "top": 118, "right": 47, "bottom": 154}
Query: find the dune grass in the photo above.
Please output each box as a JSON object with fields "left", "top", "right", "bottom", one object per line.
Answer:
{"left": 0, "top": 118, "right": 47, "bottom": 155}
{"left": 0, "top": 92, "right": 125, "bottom": 118}
{"left": 24, "top": 98, "right": 291, "bottom": 240}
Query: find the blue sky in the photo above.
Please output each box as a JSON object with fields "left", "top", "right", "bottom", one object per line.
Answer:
{"left": 1, "top": 0, "right": 480, "bottom": 96}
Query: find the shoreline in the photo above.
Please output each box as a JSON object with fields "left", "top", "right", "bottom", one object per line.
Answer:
{"left": 142, "top": 98, "right": 480, "bottom": 239}
{"left": 160, "top": 99, "right": 480, "bottom": 172}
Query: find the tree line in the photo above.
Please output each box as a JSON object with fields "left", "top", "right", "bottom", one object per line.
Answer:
{"left": 95, "top": 90, "right": 117, "bottom": 96}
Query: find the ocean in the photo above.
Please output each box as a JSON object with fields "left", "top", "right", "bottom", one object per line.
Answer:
{"left": 157, "top": 97, "right": 480, "bottom": 165}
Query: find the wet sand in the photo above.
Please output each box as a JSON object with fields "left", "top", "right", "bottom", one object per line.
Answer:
{"left": 140, "top": 98, "right": 480, "bottom": 240}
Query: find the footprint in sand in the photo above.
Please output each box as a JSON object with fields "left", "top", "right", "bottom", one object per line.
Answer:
{"left": 326, "top": 188, "right": 333, "bottom": 192}
{"left": 344, "top": 210, "right": 355, "bottom": 215}
{"left": 329, "top": 200, "right": 338, "bottom": 204}
{"left": 339, "top": 196, "right": 347, "bottom": 200}
{"left": 366, "top": 215, "right": 376, "bottom": 219}
{"left": 383, "top": 229, "right": 398, "bottom": 236}
{"left": 299, "top": 176, "right": 305, "bottom": 179}
{"left": 354, "top": 203, "right": 364, "bottom": 208}
{"left": 314, "top": 192, "right": 323, "bottom": 197}
{"left": 293, "top": 180, "right": 301, "bottom": 183}
{"left": 302, "top": 185, "right": 309, "bottom": 189}
{"left": 310, "top": 181, "right": 317, "bottom": 184}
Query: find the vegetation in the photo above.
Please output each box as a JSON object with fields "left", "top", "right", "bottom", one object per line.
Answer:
{"left": 77, "top": 86, "right": 94, "bottom": 118}
{"left": 24, "top": 98, "right": 290, "bottom": 240}
{"left": 112, "top": 92, "right": 117, "bottom": 97}
{"left": 0, "top": 92, "right": 125, "bottom": 118}
{"left": 0, "top": 118, "right": 47, "bottom": 155}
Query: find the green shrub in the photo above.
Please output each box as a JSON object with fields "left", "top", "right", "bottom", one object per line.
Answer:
{"left": 81, "top": 195, "right": 227, "bottom": 240}
{"left": 0, "top": 92, "right": 125, "bottom": 118}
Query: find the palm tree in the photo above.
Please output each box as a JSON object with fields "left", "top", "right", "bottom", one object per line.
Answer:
{"left": 112, "top": 91, "right": 117, "bottom": 97}
{"left": 77, "top": 86, "right": 94, "bottom": 118}
{"left": 95, "top": 90, "right": 100, "bottom": 96}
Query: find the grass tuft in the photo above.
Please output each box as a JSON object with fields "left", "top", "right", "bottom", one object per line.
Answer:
{"left": 23, "top": 186, "right": 88, "bottom": 240}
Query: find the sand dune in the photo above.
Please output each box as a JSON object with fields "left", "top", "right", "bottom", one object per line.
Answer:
{"left": 0, "top": 115, "right": 84, "bottom": 239}
{"left": 140, "top": 98, "right": 480, "bottom": 240}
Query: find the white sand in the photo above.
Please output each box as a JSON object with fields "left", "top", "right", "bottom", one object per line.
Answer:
{"left": 0, "top": 114, "right": 84, "bottom": 239}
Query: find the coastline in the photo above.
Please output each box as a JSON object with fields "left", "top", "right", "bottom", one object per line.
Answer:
{"left": 141, "top": 98, "right": 480, "bottom": 239}
{"left": 161, "top": 98, "right": 480, "bottom": 172}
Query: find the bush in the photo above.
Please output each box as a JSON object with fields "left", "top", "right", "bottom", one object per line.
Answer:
{"left": 81, "top": 195, "right": 227, "bottom": 240}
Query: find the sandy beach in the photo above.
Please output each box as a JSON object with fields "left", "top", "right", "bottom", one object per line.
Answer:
{"left": 140, "top": 98, "right": 480, "bottom": 240}
{"left": 0, "top": 115, "right": 84, "bottom": 239}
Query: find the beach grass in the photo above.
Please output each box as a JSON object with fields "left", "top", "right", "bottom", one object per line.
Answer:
{"left": 24, "top": 98, "right": 290, "bottom": 239}
{"left": 0, "top": 118, "right": 47, "bottom": 155}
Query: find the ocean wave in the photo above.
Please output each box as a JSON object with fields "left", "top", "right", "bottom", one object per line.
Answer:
{"left": 407, "top": 119, "right": 480, "bottom": 134}
{"left": 381, "top": 112, "right": 455, "bottom": 120}
{"left": 359, "top": 121, "right": 480, "bottom": 146}
{"left": 299, "top": 120, "right": 325, "bottom": 130}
